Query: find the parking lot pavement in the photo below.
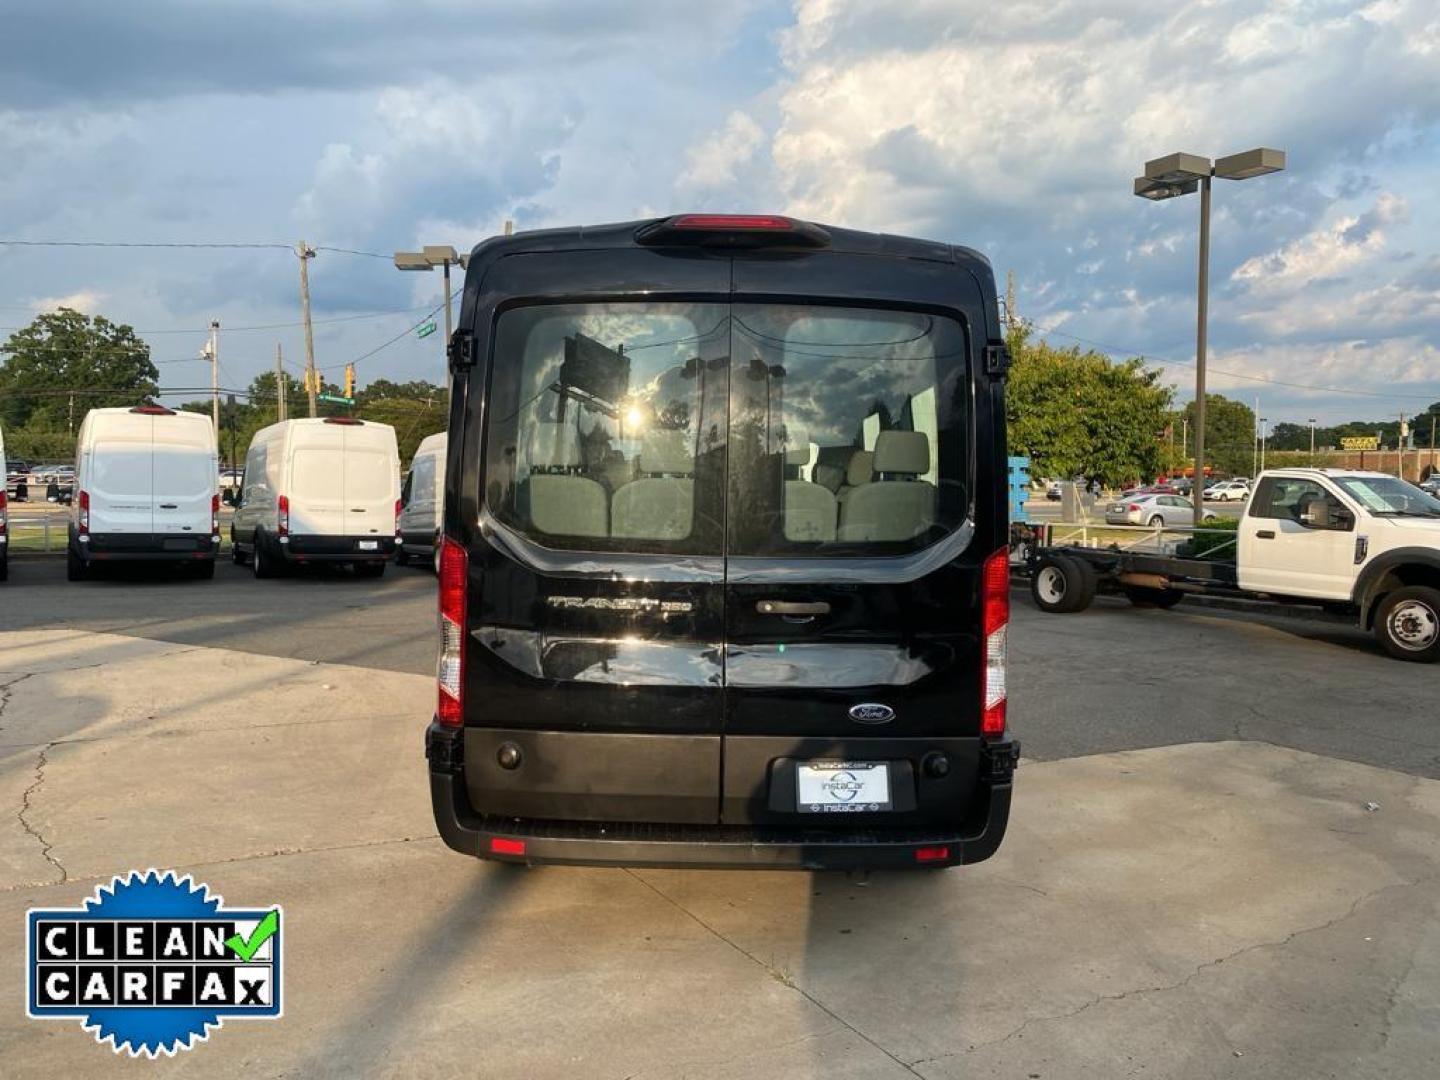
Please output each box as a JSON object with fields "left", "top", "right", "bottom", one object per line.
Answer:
{"left": 1, "top": 624, "right": 1438, "bottom": 1078}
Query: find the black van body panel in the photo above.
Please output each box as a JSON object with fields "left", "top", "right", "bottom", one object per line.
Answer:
{"left": 432, "top": 218, "right": 1015, "bottom": 869}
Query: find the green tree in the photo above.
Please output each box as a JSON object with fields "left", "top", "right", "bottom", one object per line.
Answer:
{"left": 0, "top": 308, "right": 158, "bottom": 429}
{"left": 1005, "top": 324, "right": 1173, "bottom": 488}
{"left": 1181, "top": 394, "right": 1256, "bottom": 477}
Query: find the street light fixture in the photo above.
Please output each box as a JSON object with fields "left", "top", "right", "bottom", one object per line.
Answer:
{"left": 394, "top": 245, "right": 461, "bottom": 395}
{"left": 1308, "top": 418, "right": 1318, "bottom": 463}
{"left": 1134, "top": 146, "right": 1286, "bottom": 524}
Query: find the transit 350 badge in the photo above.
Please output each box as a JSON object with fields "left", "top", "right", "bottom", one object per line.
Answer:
{"left": 26, "top": 869, "right": 283, "bottom": 1057}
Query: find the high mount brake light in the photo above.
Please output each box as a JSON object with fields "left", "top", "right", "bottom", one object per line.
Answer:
{"left": 981, "top": 548, "right": 1008, "bottom": 737}
{"left": 437, "top": 537, "right": 468, "bottom": 726}
{"left": 671, "top": 214, "right": 794, "bottom": 230}
{"left": 635, "top": 213, "right": 830, "bottom": 249}
{"left": 130, "top": 404, "right": 175, "bottom": 415}
{"left": 323, "top": 417, "right": 363, "bottom": 425}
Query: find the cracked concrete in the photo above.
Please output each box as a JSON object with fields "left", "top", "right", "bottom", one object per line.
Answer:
{"left": 0, "top": 628, "right": 1436, "bottom": 1078}
{"left": 15, "top": 743, "right": 65, "bottom": 885}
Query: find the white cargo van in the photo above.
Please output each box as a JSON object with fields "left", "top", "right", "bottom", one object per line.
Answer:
{"left": 67, "top": 405, "right": 219, "bottom": 581}
{"left": 229, "top": 417, "right": 400, "bottom": 577}
{"left": 397, "top": 431, "right": 445, "bottom": 571}
{"left": 0, "top": 425, "right": 9, "bottom": 581}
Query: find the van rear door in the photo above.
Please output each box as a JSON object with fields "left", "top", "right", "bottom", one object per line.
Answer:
{"left": 340, "top": 427, "right": 397, "bottom": 538}
{"left": 719, "top": 262, "right": 990, "bottom": 829}
{"left": 464, "top": 251, "right": 731, "bottom": 824}
{"left": 287, "top": 428, "right": 347, "bottom": 538}
{"left": 152, "top": 418, "right": 215, "bottom": 539}
{"left": 88, "top": 413, "right": 155, "bottom": 534}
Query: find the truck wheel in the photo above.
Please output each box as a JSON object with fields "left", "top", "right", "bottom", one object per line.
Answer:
{"left": 66, "top": 546, "right": 87, "bottom": 582}
{"left": 1123, "top": 585, "right": 1184, "bottom": 609}
{"left": 1374, "top": 586, "right": 1440, "bottom": 662}
{"left": 1030, "top": 555, "right": 1096, "bottom": 614}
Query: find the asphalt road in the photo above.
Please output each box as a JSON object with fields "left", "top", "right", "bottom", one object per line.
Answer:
{"left": 4, "top": 553, "right": 1435, "bottom": 779}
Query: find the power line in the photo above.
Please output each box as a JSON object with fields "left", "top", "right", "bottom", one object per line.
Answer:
{"left": 319, "top": 302, "right": 447, "bottom": 372}
{"left": 0, "top": 240, "right": 391, "bottom": 258}
{"left": 0, "top": 301, "right": 442, "bottom": 337}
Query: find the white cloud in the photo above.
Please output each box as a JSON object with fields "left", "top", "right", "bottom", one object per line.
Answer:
{"left": 30, "top": 289, "right": 105, "bottom": 314}
{"left": 678, "top": 111, "right": 765, "bottom": 191}
{"left": 1232, "top": 193, "right": 1408, "bottom": 291}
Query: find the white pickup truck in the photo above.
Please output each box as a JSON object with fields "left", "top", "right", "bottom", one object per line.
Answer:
{"left": 1027, "top": 468, "right": 1440, "bottom": 662}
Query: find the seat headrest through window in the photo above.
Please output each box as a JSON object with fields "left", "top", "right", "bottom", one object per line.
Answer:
{"left": 639, "top": 429, "right": 695, "bottom": 475}
{"left": 872, "top": 430, "right": 930, "bottom": 476}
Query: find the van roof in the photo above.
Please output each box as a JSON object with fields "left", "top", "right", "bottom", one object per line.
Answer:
{"left": 464, "top": 216, "right": 993, "bottom": 271}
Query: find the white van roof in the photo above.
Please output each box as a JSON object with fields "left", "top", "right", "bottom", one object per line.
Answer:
{"left": 83, "top": 406, "right": 214, "bottom": 446}
{"left": 252, "top": 417, "right": 399, "bottom": 443}
{"left": 414, "top": 431, "right": 446, "bottom": 456}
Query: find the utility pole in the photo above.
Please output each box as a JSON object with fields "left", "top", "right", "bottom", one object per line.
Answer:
{"left": 209, "top": 320, "right": 220, "bottom": 438}
{"left": 297, "top": 241, "right": 318, "bottom": 418}
{"left": 1430, "top": 414, "right": 1436, "bottom": 479}
{"left": 1005, "top": 270, "right": 1017, "bottom": 330}
{"left": 1308, "top": 418, "right": 1317, "bottom": 465}
{"left": 1181, "top": 415, "right": 1188, "bottom": 460}
{"left": 1259, "top": 417, "right": 1268, "bottom": 473}
{"left": 68, "top": 393, "right": 74, "bottom": 436}
{"left": 275, "top": 343, "right": 287, "bottom": 422}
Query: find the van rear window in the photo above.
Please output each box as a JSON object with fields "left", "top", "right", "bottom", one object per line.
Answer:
{"left": 483, "top": 302, "right": 970, "bottom": 557}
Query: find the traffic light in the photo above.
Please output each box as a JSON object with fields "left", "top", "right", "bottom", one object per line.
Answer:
{"left": 343, "top": 364, "right": 355, "bottom": 399}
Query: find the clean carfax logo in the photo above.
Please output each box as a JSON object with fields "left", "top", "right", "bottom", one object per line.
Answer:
{"left": 26, "top": 869, "right": 283, "bottom": 1058}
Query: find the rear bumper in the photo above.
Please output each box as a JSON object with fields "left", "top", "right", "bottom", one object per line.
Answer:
{"left": 79, "top": 533, "right": 217, "bottom": 561}
{"left": 281, "top": 534, "right": 396, "bottom": 562}
{"left": 425, "top": 722, "right": 1016, "bottom": 870}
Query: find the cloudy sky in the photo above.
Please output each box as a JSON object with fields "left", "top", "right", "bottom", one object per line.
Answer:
{"left": 2, "top": 0, "right": 1437, "bottom": 424}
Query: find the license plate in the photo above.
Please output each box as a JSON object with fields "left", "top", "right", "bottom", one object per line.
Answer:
{"left": 797, "top": 761, "right": 892, "bottom": 813}
{"left": 357, "top": 540, "right": 378, "bottom": 551}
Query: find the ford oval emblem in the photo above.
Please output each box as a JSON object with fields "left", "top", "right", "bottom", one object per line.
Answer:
{"left": 848, "top": 703, "right": 894, "bottom": 725}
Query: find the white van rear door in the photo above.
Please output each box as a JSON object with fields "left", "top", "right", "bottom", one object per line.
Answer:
{"left": 288, "top": 441, "right": 348, "bottom": 538}
{"left": 89, "top": 416, "right": 153, "bottom": 534}
{"left": 342, "top": 439, "right": 395, "bottom": 537}
{"left": 152, "top": 434, "right": 214, "bottom": 536}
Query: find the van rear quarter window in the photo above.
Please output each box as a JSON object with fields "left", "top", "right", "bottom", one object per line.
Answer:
{"left": 483, "top": 302, "right": 971, "bottom": 557}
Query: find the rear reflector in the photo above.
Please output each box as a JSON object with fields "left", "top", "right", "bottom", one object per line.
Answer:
{"left": 436, "top": 537, "right": 468, "bottom": 726}
{"left": 490, "top": 837, "right": 525, "bottom": 856}
{"left": 915, "top": 846, "right": 950, "bottom": 863}
{"left": 981, "top": 548, "right": 1009, "bottom": 737}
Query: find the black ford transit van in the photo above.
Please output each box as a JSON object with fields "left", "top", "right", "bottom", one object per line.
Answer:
{"left": 426, "top": 214, "right": 1019, "bottom": 869}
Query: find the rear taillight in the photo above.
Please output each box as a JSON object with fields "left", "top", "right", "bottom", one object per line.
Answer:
{"left": 78, "top": 490, "right": 90, "bottom": 535}
{"left": 277, "top": 495, "right": 289, "bottom": 538}
{"left": 394, "top": 498, "right": 402, "bottom": 540}
{"left": 0, "top": 489, "right": 7, "bottom": 534}
{"left": 1128, "top": 503, "right": 1141, "bottom": 512}
{"left": 981, "top": 547, "right": 1009, "bottom": 737}
{"left": 437, "top": 537, "right": 467, "bottom": 726}
{"left": 211, "top": 492, "right": 220, "bottom": 537}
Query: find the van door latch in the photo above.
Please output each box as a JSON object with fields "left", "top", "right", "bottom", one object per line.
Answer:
{"left": 448, "top": 329, "right": 475, "bottom": 370}
{"left": 984, "top": 343, "right": 1011, "bottom": 375}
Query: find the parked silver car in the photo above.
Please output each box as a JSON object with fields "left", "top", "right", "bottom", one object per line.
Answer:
{"left": 1106, "top": 493, "right": 1217, "bottom": 526}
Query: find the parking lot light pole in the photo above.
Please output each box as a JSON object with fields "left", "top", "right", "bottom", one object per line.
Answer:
{"left": 394, "top": 246, "right": 460, "bottom": 400}
{"left": 1309, "top": 418, "right": 1317, "bottom": 464}
{"left": 1134, "top": 148, "right": 1286, "bottom": 525}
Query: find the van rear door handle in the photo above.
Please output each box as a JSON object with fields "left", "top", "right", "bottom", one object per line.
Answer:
{"left": 1256, "top": 530, "right": 1275, "bottom": 539}
{"left": 159, "top": 503, "right": 177, "bottom": 509}
{"left": 756, "top": 600, "right": 831, "bottom": 616}
{"left": 350, "top": 508, "right": 367, "bottom": 512}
